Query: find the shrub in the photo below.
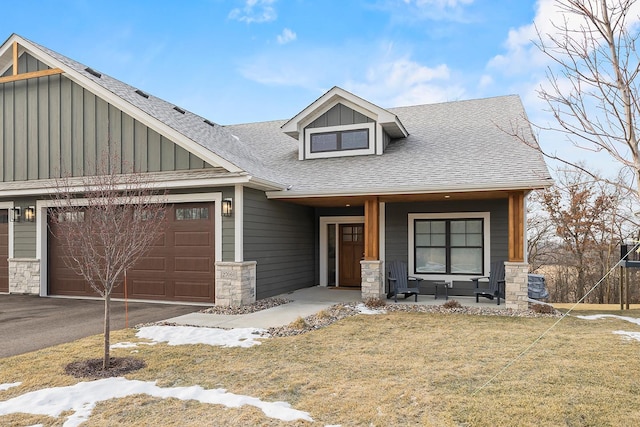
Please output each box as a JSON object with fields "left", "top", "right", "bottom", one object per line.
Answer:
{"left": 364, "top": 297, "right": 387, "bottom": 309}
{"left": 442, "top": 299, "right": 462, "bottom": 309}
{"left": 316, "top": 309, "right": 331, "bottom": 320}
{"left": 529, "top": 303, "right": 556, "bottom": 314}
{"left": 288, "top": 316, "right": 308, "bottom": 330}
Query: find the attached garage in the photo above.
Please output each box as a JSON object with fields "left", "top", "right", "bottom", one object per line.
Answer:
{"left": 48, "top": 203, "right": 216, "bottom": 303}
{"left": 0, "top": 209, "right": 8, "bottom": 293}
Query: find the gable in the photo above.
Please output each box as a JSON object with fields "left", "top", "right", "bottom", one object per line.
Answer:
{"left": 306, "top": 103, "right": 374, "bottom": 129}
{"left": 0, "top": 53, "right": 214, "bottom": 182}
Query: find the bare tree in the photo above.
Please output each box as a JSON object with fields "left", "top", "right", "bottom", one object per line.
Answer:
{"left": 49, "top": 156, "right": 166, "bottom": 369}
{"left": 533, "top": 0, "right": 640, "bottom": 198}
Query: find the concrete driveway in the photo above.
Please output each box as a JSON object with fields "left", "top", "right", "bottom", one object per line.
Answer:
{"left": 0, "top": 295, "right": 200, "bottom": 358}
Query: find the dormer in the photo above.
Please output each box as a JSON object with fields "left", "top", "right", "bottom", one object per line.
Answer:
{"left": 281, "top": 87, "right": 409, "bottom": 160}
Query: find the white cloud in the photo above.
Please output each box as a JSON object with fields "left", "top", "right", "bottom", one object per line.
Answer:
{"left": 229, "top": 0, "right": 277, "bottom": 24}
{"left": 276, "top": 28, "right": 296, "bottom": 45}
{"left": 345, "top": 56, "right": 466, "bottom": 107}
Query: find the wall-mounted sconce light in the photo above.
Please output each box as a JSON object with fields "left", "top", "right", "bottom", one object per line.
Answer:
{"left": 24, "top": 206, "right": 36, "bottom": 222}
{"left": 10, "top": 206, "right": 21, "bottom": 222}
{"left": 222, "top": 198, "right": 233, "bottom": 217}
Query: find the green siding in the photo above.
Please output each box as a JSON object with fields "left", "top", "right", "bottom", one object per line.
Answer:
{"left": 0, "top": 53, "right": 213, "bottom": 182}
{"left": 12, "top": 197, "right": 37, "bottom": 258}
{"left": 243, "top": 188, "right": 315, "bottom": 299}
{"left": 385, "top": 199, "right": 509, "bottom": 297}
{"left": 306, "top": 103, "right": 374, "bottom": 129}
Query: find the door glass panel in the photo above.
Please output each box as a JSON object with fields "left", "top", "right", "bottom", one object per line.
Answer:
{"left": 176, "top": 207, "right": 209, "bottom": 220}
{"left": 0, "top": 210, "right": 7, "bottom": 223}
{"left": 328, "top": 224, "right": 336, "bottom": 286}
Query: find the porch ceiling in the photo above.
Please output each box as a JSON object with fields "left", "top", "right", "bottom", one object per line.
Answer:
{"left": 274, "top": 190, "right": 513, "bottom": 208}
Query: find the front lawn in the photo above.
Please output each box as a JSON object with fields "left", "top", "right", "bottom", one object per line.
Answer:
{"left": 1, "top": 308, "right": 639, "bottom": 426}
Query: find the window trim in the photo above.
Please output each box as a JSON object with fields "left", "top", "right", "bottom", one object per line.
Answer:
{"left": 408, "top": 212, "right": 491, "bottom": 281}
{"left": 304, "top": 122, "right": 375, "bottom": 159}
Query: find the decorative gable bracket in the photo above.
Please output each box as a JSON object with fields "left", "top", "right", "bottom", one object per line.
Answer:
{"left": 0, "top": 41, "right": 63, "bottom": 84}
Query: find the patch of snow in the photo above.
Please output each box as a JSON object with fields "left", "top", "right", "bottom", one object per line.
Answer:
{"left": 0, "top": 382, "right": 21, "bottom": 391}
{"left": 136, "top": 325, "right": 267, "bottom": 347}
{"left": 613, "top": 330, "right": 640, "bottom": 342}
{"left": 576, "top": 314, "right": 640, "bottom": 326}
{"left": 355, "top": 303, "right": 386, "bottom": 315}
{"left": 0, "top": 377, "right": 312, "bottom": 426}
{"left": 110, "top": 341, "right": 157, "bottom": 349}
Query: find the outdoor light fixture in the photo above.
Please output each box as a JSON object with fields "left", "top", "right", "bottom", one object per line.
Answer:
{"left": 24, "top": 206, "right": 36, "bottom": 222}
{"left": 10, "top": 206, "right": 21, "bottom": 222}
{"left": 222, "top": 198, "right": 233, "bottom": 217}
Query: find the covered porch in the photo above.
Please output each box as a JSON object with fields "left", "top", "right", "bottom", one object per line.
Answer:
{"left": 280, "top": 190, "right": 530, "bottom": 310}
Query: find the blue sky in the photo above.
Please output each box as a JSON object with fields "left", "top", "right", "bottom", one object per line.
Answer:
{"left": 2, "top": 0, "right": 623, "bottom": 171}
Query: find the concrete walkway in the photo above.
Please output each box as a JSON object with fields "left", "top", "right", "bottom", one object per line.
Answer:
{"left": 165, "top": 286, "right": 506, "bottom": 329}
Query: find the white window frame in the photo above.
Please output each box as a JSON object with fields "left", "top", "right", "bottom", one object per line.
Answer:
{"left": 408, "top": 212, "right": 491, "bottom": 281}
{"left": 305, "top": 122, "right": 375, "bottom": 159}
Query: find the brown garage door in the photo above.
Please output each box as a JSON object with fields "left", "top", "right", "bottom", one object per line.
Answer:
{"left": 0, "top": 210, "right": 8, "bottom": 293}
{"left": 49, "top": 203, "right": 215, "bottom": 302}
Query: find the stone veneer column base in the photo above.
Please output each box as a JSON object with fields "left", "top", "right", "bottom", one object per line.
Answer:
{"left": 361, "top": 260, "right": 385, "bottom": 301}
{"left": 215, "top": 261, "right": 257, "bottom": 307}
{"left": 9, "top": 258, "right": 41, "bottom": 295}
{"left": 505, "top": 261, "right": 529, "bottom": 310}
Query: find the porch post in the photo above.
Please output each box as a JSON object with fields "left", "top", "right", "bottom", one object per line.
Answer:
{"left": 361, "top": 197, "right": 384, "bottom": 300}
{"left": 506, "top": 191, "right": 528, "bottom": 310}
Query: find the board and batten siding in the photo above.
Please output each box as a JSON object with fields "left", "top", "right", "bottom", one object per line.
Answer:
{"left": 385, "top": 199, "right": 509, "bottom": 296}
{"left": 306, "top": 103, "right": 374, "bottom": 129}
{"left": 0, "top": 53, "right": 212, "bottom": 182}
{"left": 243, "top": 188, "right": 315, "bottom": 299}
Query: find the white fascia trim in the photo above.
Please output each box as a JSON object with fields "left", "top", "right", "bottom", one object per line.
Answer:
{"left": 234, "top": 184, "right": 244, "bottom": 262}
{"left": 15, "top": 36, "right": 243, "bottom": 174}
{"left": 319, "top": 216, "right": 365, "bottom": 286}
{"left": 407, "top": 212, "right": 491, "bottom": 282}
{"left": 0, "top": 201, "right": 14, "bottom": 259}
{"left": 36, "top": 192, "right": 223, "bottom": 296}
{"left": 266, "top": 181, "right": 554, "bottom": 199}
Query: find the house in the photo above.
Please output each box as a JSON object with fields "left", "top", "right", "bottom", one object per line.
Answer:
{"left": 0, "top": 34, "right": 552, "bottom": 309}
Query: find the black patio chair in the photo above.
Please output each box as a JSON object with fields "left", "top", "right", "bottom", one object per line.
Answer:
{"left": 471, "top": 260, "right": 505, "bottom": 305}
{"left": 386, "top": 260, "right": 422, "bottom": 302}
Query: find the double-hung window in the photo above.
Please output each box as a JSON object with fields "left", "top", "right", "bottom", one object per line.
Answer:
{"left": 409, "top": 213, "right": 489, "bottom": 277}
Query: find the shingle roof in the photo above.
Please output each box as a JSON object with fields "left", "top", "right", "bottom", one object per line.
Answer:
{"left": 12, "top": 34, "right": 551, "bottom": 197}
{"left": 226, "top": 95, "right": 552, "bottom": 196}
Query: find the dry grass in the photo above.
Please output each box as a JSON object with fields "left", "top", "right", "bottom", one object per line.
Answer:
{"left": 2, "top": 310, "right": 640, "bottom": 426}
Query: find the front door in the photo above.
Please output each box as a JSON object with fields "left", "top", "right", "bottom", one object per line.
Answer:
{"left": 339, "top": 223, "right": 364, "bottom": 287}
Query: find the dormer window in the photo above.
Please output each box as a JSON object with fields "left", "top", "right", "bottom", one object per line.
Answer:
{"left": 305, "top": 122, "right": 375, "bottom": 159}
{"left": 281, "top": 87, "right": 409, "bottom": 161}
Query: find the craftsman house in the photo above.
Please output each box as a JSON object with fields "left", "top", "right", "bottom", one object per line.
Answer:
{"left": 0, "top": 34, "right": 552, "bottom": 309}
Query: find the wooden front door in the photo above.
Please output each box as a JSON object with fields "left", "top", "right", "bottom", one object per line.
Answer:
{"left": 0, "top": 209, "right": 8, "bottom": 293}
{"left": 339, "top": 223, "right": 364, "bottom": 287}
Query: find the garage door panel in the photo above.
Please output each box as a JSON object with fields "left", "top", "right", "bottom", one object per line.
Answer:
{"left": 49, "top": 203, "right": 215, "bottom": 302}
{"left": 175, "top": 257, "right": 211, "bottom": 272}
{"left": 175, "top": 231, "right": 211, "bottom": 247}
{"left": 174, "top": 281, "right": 213, "bottom": 298}
{"left": 132, "top": 257, "right": 167, "bottom": 272}
{"left": 130, "top": 279, "right": 167, "bottom": 297}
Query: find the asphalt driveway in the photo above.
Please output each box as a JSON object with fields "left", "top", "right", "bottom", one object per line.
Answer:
{"left": 0, "top": 295, "right": 200, "bottom": 358}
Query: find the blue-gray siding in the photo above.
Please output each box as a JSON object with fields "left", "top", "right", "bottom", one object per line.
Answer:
{"left": 385, "top": 199, "right": 508, "bottom": 296}
{"left": 306, "top": 103, "right": 374, "bottom": 129}
{"left": 243, "top": 188, "right": 315, "bottom": 299}
{"left": 0, "top": 53, "right": 212, "bottom": 182}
